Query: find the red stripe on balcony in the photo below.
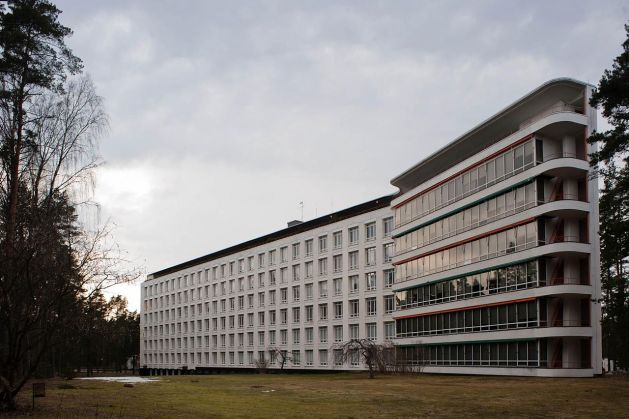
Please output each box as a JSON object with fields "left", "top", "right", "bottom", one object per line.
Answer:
{"left": 394, "top": 297, "right": 536, "bottom": 320}
{"left": 392, "top": 217, "right": 536, "bottom": 266}
{"left": 393, "top": 134, "right": 534, "bottom": 209}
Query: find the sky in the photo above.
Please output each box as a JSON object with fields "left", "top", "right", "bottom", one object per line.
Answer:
{"left": 53, "top": 0, "right": 628, "bottom": 311}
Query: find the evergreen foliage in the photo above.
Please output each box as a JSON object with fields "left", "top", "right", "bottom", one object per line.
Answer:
{"left": 589, "top": 23, "right": 629, "bottom": 369}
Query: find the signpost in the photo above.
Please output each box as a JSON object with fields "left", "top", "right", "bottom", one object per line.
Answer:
{"left": 32, "top": 382, "right": 45, "bottom": 410}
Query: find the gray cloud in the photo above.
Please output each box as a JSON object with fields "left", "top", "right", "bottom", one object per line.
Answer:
{"left": 53, "top": 0, "right": 628, "bottom": 309}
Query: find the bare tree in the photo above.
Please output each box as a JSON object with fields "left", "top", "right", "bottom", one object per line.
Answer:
{"left": 388, "top": 345, "right": 426, "bottom": 374}
{"left": 0, "top": 76, "right": 139, "bottom": 410}
{"left": 268, "top": 347, "right": 292, "bottom": 371}
{"left": 253, "top": 357, "right": 270, "bottom": 374}
{"left": 334, "top": 339, "right": 394, "bottom": 378}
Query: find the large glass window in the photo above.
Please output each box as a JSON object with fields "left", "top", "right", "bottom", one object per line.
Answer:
{"left": 396, "top": 257, "right": 539, "bottom": 309}
{"left": 395, "top": 182, "right": 537, "bottom": 256}
{"left": 396, "top": 300, "right": 538, "bottom": 338}
{"left": 395, "top": 139, "right": 537, "bottom": 227}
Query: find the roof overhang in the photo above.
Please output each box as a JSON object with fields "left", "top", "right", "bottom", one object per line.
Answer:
{"left": 390, "top": 78, "right": 593, "bottom": 193}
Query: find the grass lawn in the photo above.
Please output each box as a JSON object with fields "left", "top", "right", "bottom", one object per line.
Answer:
{"left": 8, "top": 373, "right": 629, "bottom": 418}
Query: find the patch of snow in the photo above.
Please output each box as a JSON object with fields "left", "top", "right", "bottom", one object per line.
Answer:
{"left": 77, "top": 376, "right": 160, "bottom": 383}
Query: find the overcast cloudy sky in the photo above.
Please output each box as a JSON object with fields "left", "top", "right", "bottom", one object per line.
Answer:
{"left": 53, "top": 0, "right": 628, "bottom": 310}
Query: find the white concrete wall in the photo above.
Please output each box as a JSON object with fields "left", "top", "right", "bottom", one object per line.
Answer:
{"left": 140, "top": 206, "right": 395, "bottom": 371}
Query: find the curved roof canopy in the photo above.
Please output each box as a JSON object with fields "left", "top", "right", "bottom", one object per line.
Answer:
{"left": 391, "top": 78, "right": 591, "bottom": 193}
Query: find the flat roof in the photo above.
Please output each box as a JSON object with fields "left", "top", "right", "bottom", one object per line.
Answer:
{"left": 148, "top": 194, "right": 396, "bottom": 280}
{"left": 391, "top": 78, "right": 592, "bottom": 193}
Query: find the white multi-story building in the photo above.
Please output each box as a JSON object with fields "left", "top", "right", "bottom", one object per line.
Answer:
{"left": 141, "top": 78, "right": 602, "bottom": 376}
{"left": 391, "top": 78, "right": 602, "bottom": 377}
{"left": 141, "top": 197, "right": 396, "bottom": 372}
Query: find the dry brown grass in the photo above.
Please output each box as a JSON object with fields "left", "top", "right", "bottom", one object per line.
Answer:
{"left": 7, "top": 372, "right": 629, "bottom": 418}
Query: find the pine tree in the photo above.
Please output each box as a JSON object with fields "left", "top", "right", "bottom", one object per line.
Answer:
{"left": 589, "top": 23, "right": 629, "bottom": 368}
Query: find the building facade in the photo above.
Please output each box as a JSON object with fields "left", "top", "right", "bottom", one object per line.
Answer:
{"left": 141, "top": 78, "right": 602, "bottom": 377}
{"left": 390, "top": 78, "right": 602, "bottom": 377}
{"left": 141, "top": 197, "right": 397, "bottom": 372}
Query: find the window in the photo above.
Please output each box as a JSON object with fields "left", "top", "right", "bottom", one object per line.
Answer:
{"left": 319, "top": 235, "right": 328, "bottom": 253}
{"left": 333, "top": 255, "right": 343, "bottom": 273}
{"left": 349, "top": 300, "right": 359, "bottom": 318}
{"left": 365, "top": 222, "right": 376, "bottom": 241}
{"left": 384, "top": 269, "right": 395, "bottom": 288}
{"left": 366, "top": 297, "right": 377, "bottom": 316}
{"left": 349, "top": 251, "right": 359, "bottom": 270}
{"left": 333, "top": 231, "right": 343, "bottom": 249}
{"left": 280, "top": 267, "right": 287, "bottom": 283}
{"left": 292, "top": 285, "right": 300, "bottom": 302}
{"left": 258, "top": 273, "right": 265, "bottom": 288}
{"left": 248, "top": 256, "right": 254, "bottom": 271}
{"left": 280, "top": 309, "right": 287, "bottom": 324}
{"left": 292, "top": 350, "right": 301, "bottom": 365}
{"left": 349, "top": 275, "right": 359, "bottom": 294}
{"left": 384, "top": 295, "right": 394, "bottom": 313}
{"left": 305, "top": 305, "right": 313, "bottom": 322}
{"left": 349, "top": 226, "right": 359, "bottom": 245}
{"left": 280, "top": 288, "right": 287, "bottom": 304}
{"left": 292, "top": 265, "right": 300, "bottom": 281}
{"left": 394, "top": 140, "right": 537, "bottom": 229}
{"left": 384, "top": 243, "right": 394, "bottom": 263}
{"left": 319, "top": 349, "right": 328, "bottom": 366}
{"left": 334, "top": 325, "right": 343, "bottom": 342}
{"left": 319, "top": 326, "right": 328, "bottom": 343}
{"left": 319, "top": 303, "right": 328, "bottom": 320}
{"left": 319, "top": 280, "right": 328, "bottom": 298}
{"left": 366, "top": 323, "right": 377, "bottom": 341}
{"left": 384, "top": 321, "right": 395, "bottom": 340}
{"left": 269, "top": 290, "right": 276, "bottom": 305}
{"left": 318, "top": 258, "right": 327, "bottom": 276}
{"left": 334, "top": 349, "right": 343, "bottom": 366}
{"left": 333, "top": 278, "right": 343, "bottom": 295}
{"left": 395, "top": 221, "right": 537, "bottom": 282}
{"left": 334, "top": 301, "right": 343, "bottom": 319}
{"left": 292, "top": 243, "right": 300, "bottom": 260}
{"left": 280, "top": 330, "right": 287, "bottom": 345}
{"left": 258, "top": 253, "right": 265, "bottom": 268}
{"left": 305, "top": 239, "right": 313, "bottom": 257}
{"left": 305, "top": 327, "right": 314, "bottom": 343}
{"left": 292, "top": 328, "right": 300, "bottom": 344}
{"left": 269, "top": 250, "right": 276, "bottom": 265}
{"left": 280, "top": 247, "right": 288, "bottom": 263}
{"left": 305, "top": 350, "right": 313, "bottom": 366}
{"left": 365, "top": 272, "right": 376, "bottom": 291}
{"left": 305, "top": 283, "right": 313, "bottom": 300}
{"left": 366, "top": 247, "right": 376, "bottom": 266}
{"left": 349, "top": 323, "right": 359, "bottom": 339}
{"left": 269, "top": 270, "right": 276, "bottom": 285}
{"left": 305, "top": 261, "right": 313, "bottom": 278}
